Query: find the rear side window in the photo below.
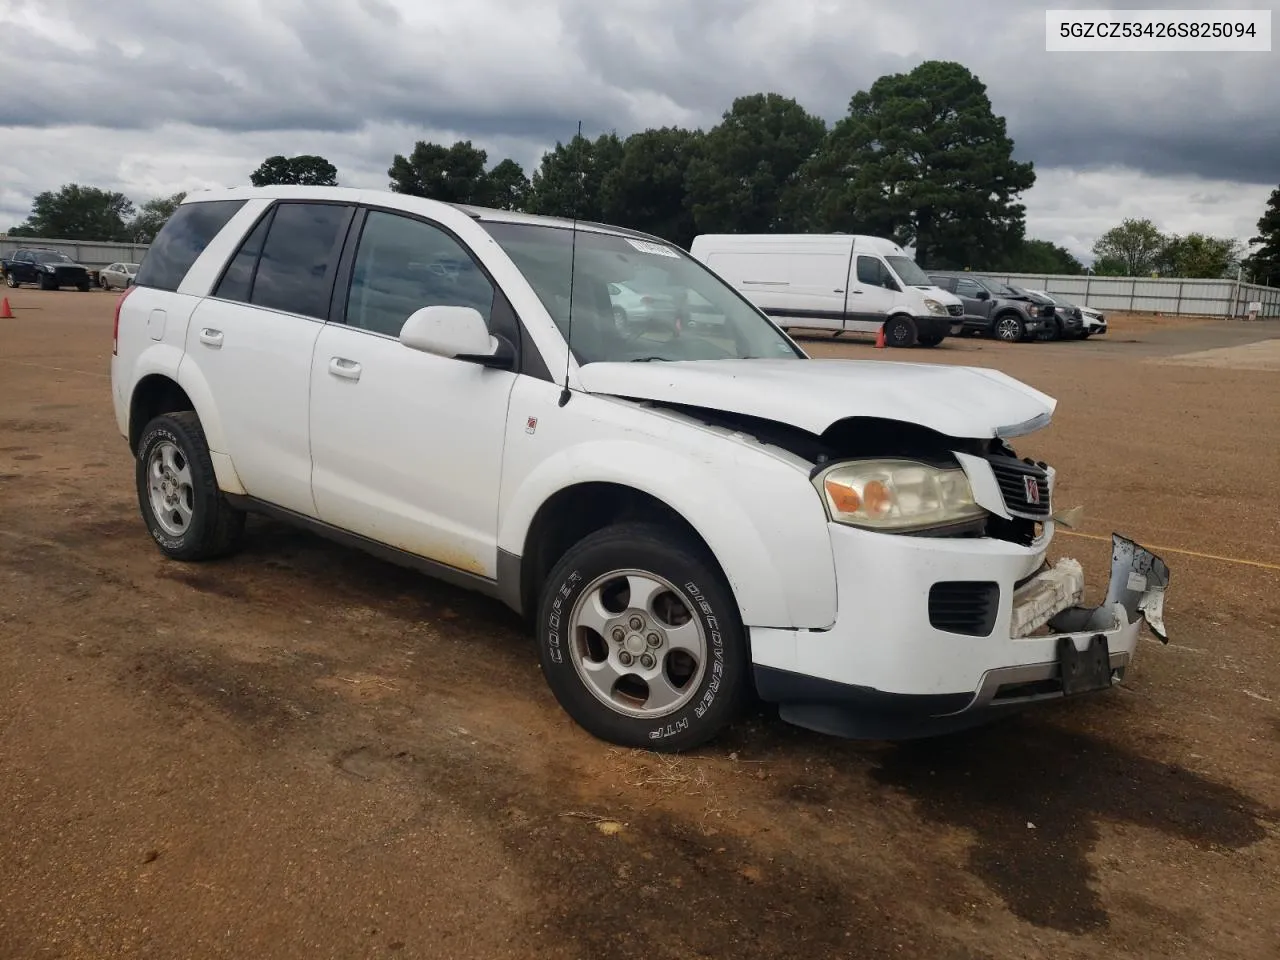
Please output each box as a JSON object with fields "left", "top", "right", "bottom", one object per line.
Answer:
{"left": 134, "top": 199, "right": 246, "bottom": 292}
{"left": 249, "top": 202, "right": 353, "bottom": 319}
{"left": 214, "top": 209, "right": 273, "bottom": 302}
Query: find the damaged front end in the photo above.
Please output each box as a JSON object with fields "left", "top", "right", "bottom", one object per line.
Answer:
{"left": 1012, "top": 535, "right": 1171, "bottom": 643}
{"left": 958, "top": 535, "right": 1172, "bottom": 716}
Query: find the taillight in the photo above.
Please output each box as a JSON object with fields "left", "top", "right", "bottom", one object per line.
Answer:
{"left": 112, "top": 285, "right": 136, "bottom": 355}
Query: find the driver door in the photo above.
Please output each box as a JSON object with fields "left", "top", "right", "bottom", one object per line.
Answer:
{"left": 846, "top": 255, "right": 898, "bottom": 333}
{"left": 308, "top": 208, "right": 520, "bottom": 579}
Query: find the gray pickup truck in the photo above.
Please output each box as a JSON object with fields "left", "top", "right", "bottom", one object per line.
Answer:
{"left": 928, "top": 275, "right": 1057, "bottom": 342}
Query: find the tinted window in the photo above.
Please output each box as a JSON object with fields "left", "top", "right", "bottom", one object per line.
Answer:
{"left": 955, "top": 279, "right": 983, "bottom": 296}
{"left": 251, "top": 202, "right": 352, "bottom": 319}
{"left": 134, "top": 199, "right": 246, "bottom": 292}
{"left": 345, "top": 210, "right": 494, "bottom": 337}
{"left": 214, "top": 208, "right": 273, "bottom": 303}
{"left": 856, "top": 256, "right": 886, "bottom": 287}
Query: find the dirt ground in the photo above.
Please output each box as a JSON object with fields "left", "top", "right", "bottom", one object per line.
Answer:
{"left": 2, "top": 288, "right": 1278, "bottom": 960}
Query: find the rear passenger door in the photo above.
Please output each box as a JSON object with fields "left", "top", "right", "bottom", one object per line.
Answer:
{"left": 186, "top": 200, "right": 355, "bottom": 517}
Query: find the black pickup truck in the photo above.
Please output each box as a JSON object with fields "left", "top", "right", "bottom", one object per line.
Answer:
{"left": 2, "top": 248, "right": 93, "bottom": 290}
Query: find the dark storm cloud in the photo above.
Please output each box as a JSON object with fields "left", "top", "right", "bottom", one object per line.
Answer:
{"left": 1, "top": 0, "right": 1275, "bottom": 191}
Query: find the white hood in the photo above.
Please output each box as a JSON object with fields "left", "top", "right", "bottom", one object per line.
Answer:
{"left": 577, "top": 358, "right": 1056, "bottom": 439}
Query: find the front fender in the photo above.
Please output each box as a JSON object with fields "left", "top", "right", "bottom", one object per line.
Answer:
{"left": 497, "top": 438, "right": 838, "bottom": 630}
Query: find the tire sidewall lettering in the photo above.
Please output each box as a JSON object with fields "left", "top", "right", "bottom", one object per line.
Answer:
{"left": 140, "top": 424, "right": 196, "bottom": 551}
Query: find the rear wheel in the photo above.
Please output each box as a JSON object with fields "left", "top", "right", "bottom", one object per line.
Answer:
{"left": 135, "top": 411, "right": 246, "bottom": 561}
{"left": 536, "top": 522, "right": 749, "bottom": 752}
{"left": 77, "top": 280, "right": 91, "bottom": 292}
{"left": 884, "top": 314, "right": 917, "bottom": 348}
{"left": 4, "top": 273, "right": 17, "bottom": 288}
{"left": 917, "top": 334, "right": 943, "bottom": 347}
{"left": 994, "top": 314, "right": 1025, "bottom": 342}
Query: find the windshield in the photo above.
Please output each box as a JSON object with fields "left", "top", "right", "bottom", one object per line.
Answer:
{"left": 478, "top": 221, "right": 805, "bottom": 364}
{"left": 125, "top": 263, "right": 140, "bottom": 271}
{"left": 32, "top": 251, "right": 73, "bottom": 264}
{"left": 885, "top": 255, "right": 931, "bottom": 287}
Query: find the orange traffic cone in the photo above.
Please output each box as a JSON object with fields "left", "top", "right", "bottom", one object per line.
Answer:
{"left": 875, "top": 325, "right": 886, "bottom": 349}
{"left": 0, "top": 297, "right": 13, "bottom": 319}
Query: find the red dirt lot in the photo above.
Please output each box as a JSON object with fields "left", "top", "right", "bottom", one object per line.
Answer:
{"left": 2, "top": 288, "right": 1278, "bottom": 960}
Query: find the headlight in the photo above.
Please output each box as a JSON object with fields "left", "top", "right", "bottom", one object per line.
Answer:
{"left": 923, "top": 298, "right": 947, "bottom": 315}
{"left": 813, "top": 459, "right": 986, "bottom": 533}
{"left": 44, "top": 265, "right": 57, "bottom": 273}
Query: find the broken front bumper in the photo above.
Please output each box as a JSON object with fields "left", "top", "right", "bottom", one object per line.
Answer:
{"left": 750, "top": 531, "right": 1172, "bottom": 740}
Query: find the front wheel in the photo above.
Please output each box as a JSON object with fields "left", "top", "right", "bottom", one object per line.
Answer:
{"left": 536, "top": 522, "right": 749, "bottom": 752}
{"left": 135, "top": 411, "right": 246, "bottom": 561}
{"left": 884, "top": 315, "right": 917, "bottom": 347}
{"left": 77, "top": 281, "right": 91, "bottom": 292}
{"left": 994, "top": 314, "right": 1025, "bottom": 342}
{"left": 917, "top": 334, "right": 943, "bottom": 347}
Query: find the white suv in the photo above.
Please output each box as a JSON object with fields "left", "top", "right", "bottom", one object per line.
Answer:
{"left": 110, "top": 186, "right": 1172, "bottom": 751}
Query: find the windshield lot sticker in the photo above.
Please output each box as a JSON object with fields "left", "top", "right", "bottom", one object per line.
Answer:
{"left": 625, "top": 239, "right": 680, "bottom": 258}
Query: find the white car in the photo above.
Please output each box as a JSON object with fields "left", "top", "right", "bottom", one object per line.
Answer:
{"left": 1078, "top": 305, "right": 1107, "bottom": 336}
{"left": 100, "top": 261, "right": 140, "bottom": 290}
{"left": 109, "top": 186, "right": 1172, "bottom": 751}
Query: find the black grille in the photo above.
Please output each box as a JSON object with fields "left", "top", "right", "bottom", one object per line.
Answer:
{"left": 929, "top": 582, "right": 1000, "bottom": 637}
{"left": 946, "top": 303, "right": 964, "bottom": 317}
{"left": 986, "top": 455, "right": 1051, "bottom": 518}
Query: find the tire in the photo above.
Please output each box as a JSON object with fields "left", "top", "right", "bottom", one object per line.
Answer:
{"left": 613, "top": 305, "right": 628, "bottom": 331}
{"left": 536, "top": 522, "right": 749, "bottom": 752}
{"left": 100, "top": 276, "right": 110, "bottom": 290}
{"left": 40, "top": 275, "right": 56, "bottom": 291}
{"left": 994, "top": 313, "right": 1025, "bottom": 342}
{"left": 917, "top": 334, "right": 943, "bottom": 347}
{"left": 884, "top": 314, "right": 917, "bottom": 348}
{"left": 77, "top": 281, "right": 91, "bottom": 292}
{"left": 1044, "top": 317, "right": 1063, "bottom": 341}
{"left": 4, "top": 273, "right": 16, "bottom": 288}
{"left": 135, "top": 411, "right": 246, "bottom": 561}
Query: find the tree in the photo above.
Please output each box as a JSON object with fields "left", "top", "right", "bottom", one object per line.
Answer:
{"left": 6, "top": 184, "right": 135, "bottom": 240}
{"left": 599, "top": 127, "right": 701, "bottom": 247}
{"left": 480, "top": 158, "right": 531, "bottom": 211}
{"left": 1243, "top": 185, "right": 1280, "bottom": 285}
{"left": 1157, "top": 232, "right": 1243, "bottom": 279}
{"left": 998, "top": 239, "right": 1084, "bottom": 275}
{"left": 129, "top": 191, "right": 187, "bottom": 243}
{"left": 684, "top": 93, "right": 825, "bottom": 235}
{"left": 1091, "top": 218, "right": 1166, "bottom": 275}
{"left": 796, "top": 61, "right": 1035, "bottom": 269}
{"left": 388, "top": 140, "right": 489, "bottom": 203}
{"left": 250, "top": 154, "right": 338, "bottom": 187}
{"left": 526, "top": 132, "right": 625, "bottom": 221}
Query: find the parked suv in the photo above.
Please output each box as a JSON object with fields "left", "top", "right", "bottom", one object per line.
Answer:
{"left": 110, "top": 187, "right": 1172, "bottom": 751}
{"left": 929, "top": 275, "right": 1055, "bottom": 342}
{"left": 2, "top": 247, "right": 92, "bottom": 290}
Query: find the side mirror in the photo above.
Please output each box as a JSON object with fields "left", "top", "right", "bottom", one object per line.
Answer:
{"left": 400, "top": 305, "right": 514, "bottom": 369}
{"left": 975, "top": 290, "right": 990, "bottom": 301}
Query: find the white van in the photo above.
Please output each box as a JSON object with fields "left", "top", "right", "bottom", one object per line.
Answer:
{"left": 689, "top": 234, "right": 964, "bottom": 347}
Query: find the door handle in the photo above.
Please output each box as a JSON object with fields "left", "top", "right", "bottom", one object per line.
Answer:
{"left": 328, "top": 357, "right": 362, "bottom": 381}
{"left": 850, "top": 289, "right": 863, "bottom": 295}
{"left": 199, "top": 328, "right": 223, "bottom": 347}
{"left": 833, "top": 288, "right": 845, "bottom": 293}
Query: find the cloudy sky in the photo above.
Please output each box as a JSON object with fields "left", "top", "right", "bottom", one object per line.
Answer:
{"left": 1, "top": 0, "right": 1275, "bottom": 262}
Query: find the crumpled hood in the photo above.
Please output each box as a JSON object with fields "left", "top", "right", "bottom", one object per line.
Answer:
{"left": 577, "top": 358, "right": 1056, "bottom": 439}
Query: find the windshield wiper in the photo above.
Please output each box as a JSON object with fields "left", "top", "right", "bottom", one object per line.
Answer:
{"left": 630, "top": 356, "right": 669, "bottom": 362}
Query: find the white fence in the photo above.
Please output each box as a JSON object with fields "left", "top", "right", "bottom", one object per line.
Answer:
{"left": 928, "top": 271, "right": 1280, "bottom": 319}
{"left": 0, "top": 235, "right": 151, "bottom": 268}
